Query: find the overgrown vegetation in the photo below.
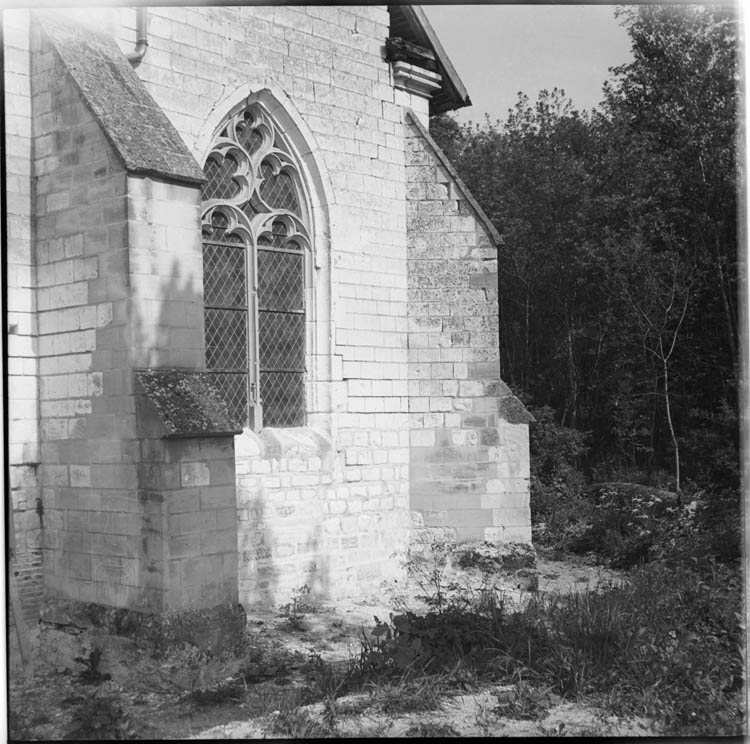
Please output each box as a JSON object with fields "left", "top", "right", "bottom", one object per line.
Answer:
{"left": 73, "top": 648, "right": 112, "bottom": 684}
{"left": 354, "top": 554, "right": 743, "bottom": 736}
{"left": 526, "top": 396, "right": 741, "bottom": 570}
{"left": 64, "top": 695, "right": 139, "bottom": 740}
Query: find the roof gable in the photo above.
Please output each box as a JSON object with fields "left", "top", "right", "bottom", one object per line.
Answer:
{"left": 405, "top": 109, "right": 500, "bottom": 247}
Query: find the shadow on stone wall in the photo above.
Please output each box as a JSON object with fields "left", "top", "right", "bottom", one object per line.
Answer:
{"left": 132, "top": 258, "right": 346, "bottom": 615}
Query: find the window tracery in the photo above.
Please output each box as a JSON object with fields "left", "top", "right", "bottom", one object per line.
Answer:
{"left": 202, "top": 103, "right": 309, "bottom": 428}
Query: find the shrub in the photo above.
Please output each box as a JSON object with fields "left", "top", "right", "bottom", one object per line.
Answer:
{"left": 8, "top": 709, "right": 33, "bottom": 741}
{"left": 527, "top": 405, "right": 590, "bottom": 551}
{"left": 64, "top": 695, "right": 139, "bottom": 740}
{"left": 566, "top": 483, "right": 680, "bottom": 567}
{"left": 679, "top": 400, "right": 739, "bottom": 493}
{"left": 563, "top": 482, "right": 742, "bottom": 568}
{"left": 595, "top": 560, "right": 744, "bottom": 735}
{"left": 528, "top": 405, "right": 589, "bottom": 492}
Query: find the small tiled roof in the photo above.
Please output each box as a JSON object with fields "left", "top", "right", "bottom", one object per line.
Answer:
{"left": 136, "top": 369, "right": 242, "bottom": 438}
{"left": 388, "top": 5, "right": 471, "bottom": 115}
{"left": 36, "top": 11, "right": 205, "bottom": 185}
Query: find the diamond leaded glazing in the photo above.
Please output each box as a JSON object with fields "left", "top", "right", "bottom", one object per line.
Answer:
{"left": 201, "top": 101, "right": 310, "bottom": 428}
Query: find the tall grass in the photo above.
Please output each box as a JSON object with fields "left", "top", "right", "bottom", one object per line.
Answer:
{"left": 359, "top": 558, "right": 743, "bottom": 736}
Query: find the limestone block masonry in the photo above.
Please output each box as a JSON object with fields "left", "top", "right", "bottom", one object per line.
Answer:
{"left": 5, "top": 9, "right": 44, "bottom": 625}
{"left": 4, "top": 6, "right": 534, "bottom": 631}
{"left": 25, "top": 12, "right": 241, "bottom": 631}
{"left": 404, "top": 111, "right": 534, "bottom": 548}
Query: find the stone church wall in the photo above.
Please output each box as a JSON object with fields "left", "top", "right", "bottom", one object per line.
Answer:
{"left": 113, "top": 6, "right": 415, "bottom": 604}
{"left": 28, "top": 21, "right": 145, "bottom": 609}
{"left": 5, "top": 6, "right": 532, "bottom": 621}
{"left": 234, "top": 428, "right": 407, "bottom": 609}
{"left": 5, "top": 10, "right": 43, "bottom": 623}
{"left": 26, "top": 15, "right": 239, "bottom": 615}
{"left": 7, "top": 6, "right": 416, "bottom": 614}
{"left": 404, "top": 113, "right": 532, "bottom": 546}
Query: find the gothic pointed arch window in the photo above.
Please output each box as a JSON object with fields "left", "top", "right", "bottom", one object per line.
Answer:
{"left": 202, "top": 102, "right": 310, "bottom": 429}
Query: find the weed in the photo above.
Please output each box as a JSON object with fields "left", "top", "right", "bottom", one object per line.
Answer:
{"left": 538, "top": 721, "right": 566, "bottom": 736}
{"left": 368, "top": 671, "right": 445, "bottom": 715}
{"left": 64, "top": 694, "right": 138, "bottom": 740}
{"left": 407, "top": 543, "right": 453, "bottom": 611}
{"left": 73, "top": 648, "right": 111, "bottom": 684}
{"left": 270, "top": 709, "right": 332, "bottom": 738}
{"left": 494, "top": 675, "right": 556, "bottom": 720}
{"left": 244, "top": 684, "right": 318, "bottom": 719}
{"left": 312, "top": 661, "right": 353, "bottom": 735}
{"left": 182, "top": 680, "right": 244, "bottom": 706}
{"left": 8, "top": 709, "right": 33, "bottom": 740}
{"left": 279, "top": 584, "right": 318, "bottom": 631}
{"left": 313, "top": 659, "right": 352, "bottom": 699}
{"left": 403, "top": 721, "right": 460, "bottom": 737}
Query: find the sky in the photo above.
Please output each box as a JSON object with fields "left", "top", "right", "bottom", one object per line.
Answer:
{"left": 423, "top": 4, "right": 634, "bottom": 123}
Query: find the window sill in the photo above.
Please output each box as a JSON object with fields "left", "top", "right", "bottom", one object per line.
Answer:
{"left": 234, "top": 426, "right": 332, "bottom": 460}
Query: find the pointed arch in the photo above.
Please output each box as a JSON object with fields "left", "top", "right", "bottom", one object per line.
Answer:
{"left": 195, "top": 83, "right": 334, "bottom": 271}
{"left": 199, "top": 87, "right": 332, "bottom": 431}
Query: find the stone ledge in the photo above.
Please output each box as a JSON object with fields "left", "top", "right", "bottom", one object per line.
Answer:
{"left": 235, "top": 426, "right": 333, "bottom": 461}
{"left": 498, "top": 394, "right": 535, "bottom": 425}
{"left": 136, "top": 368, "right": 242, "bottom": 438}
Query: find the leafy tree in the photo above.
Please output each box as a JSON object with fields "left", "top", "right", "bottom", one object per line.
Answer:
{"left": 598, "top": 5, "right": 739, "bottom": 487}
{"left": 429, "top": 4, "right": 739, "bottom": 493}
{"left": 603, "top": 5, "right": 739, "bottom": 386}
{"left": 608, "top": 244, "right": 695, "bottom": 495}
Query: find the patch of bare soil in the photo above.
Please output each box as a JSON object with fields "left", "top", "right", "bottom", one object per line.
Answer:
{"left": 7, "top": 555, "right": 655, "bottom": 740}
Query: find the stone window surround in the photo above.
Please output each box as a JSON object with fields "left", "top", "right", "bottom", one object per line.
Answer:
{"left": 202, "top": 101, "right": 311, "bottom": 430}
{"left": 197, "top": 87, "right": 334, "bottom": 438}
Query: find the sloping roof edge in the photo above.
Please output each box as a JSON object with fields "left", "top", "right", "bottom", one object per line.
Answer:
{"left": 405, "top": 109, "right": 501, "bottom": 247}
{"left": 389, "top": 5, "right": 471, "bottom": 114}
{"left": 35, "top": 10, "right": 205, "bottom": 186}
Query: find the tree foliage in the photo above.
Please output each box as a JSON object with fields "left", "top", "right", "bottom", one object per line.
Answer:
{"left": 431, "top": 5, "right": 740, "bottom": 492}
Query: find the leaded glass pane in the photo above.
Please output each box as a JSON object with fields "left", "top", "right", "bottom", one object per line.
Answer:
{"left": 204, "top": 154, "right": 240, "bottom": 201}
{"left": 203, "top": 243, "right": 246, "bottom": 308}
{"left": 257, "top": 250, "right": 304, "bottom": 312}
{"left": 210, "top": 372, "right": 248, "bottom": 428}
{"left": 203, "top": 211, "right": 244, "bottom": 245}
{"left": 260, "top": 371, "right": 305, "bottom": 427}
{"left": 258, "top": 220, "right": 294, "bottom": 249}
{"left": 258, "top": 311, "right": 305, "bottom": 370}
{"left": 236, "top": 112, "right": 264, "bottom": 156}
{"left": 260, "top": 164, "right": 299, "bottom": 212}
{"left": 205, "top": 308, "right": 248, "bottom": 371}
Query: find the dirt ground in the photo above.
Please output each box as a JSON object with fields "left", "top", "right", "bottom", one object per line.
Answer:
{"left": 7, "top": 553, "right": 657, "bottom": 739}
